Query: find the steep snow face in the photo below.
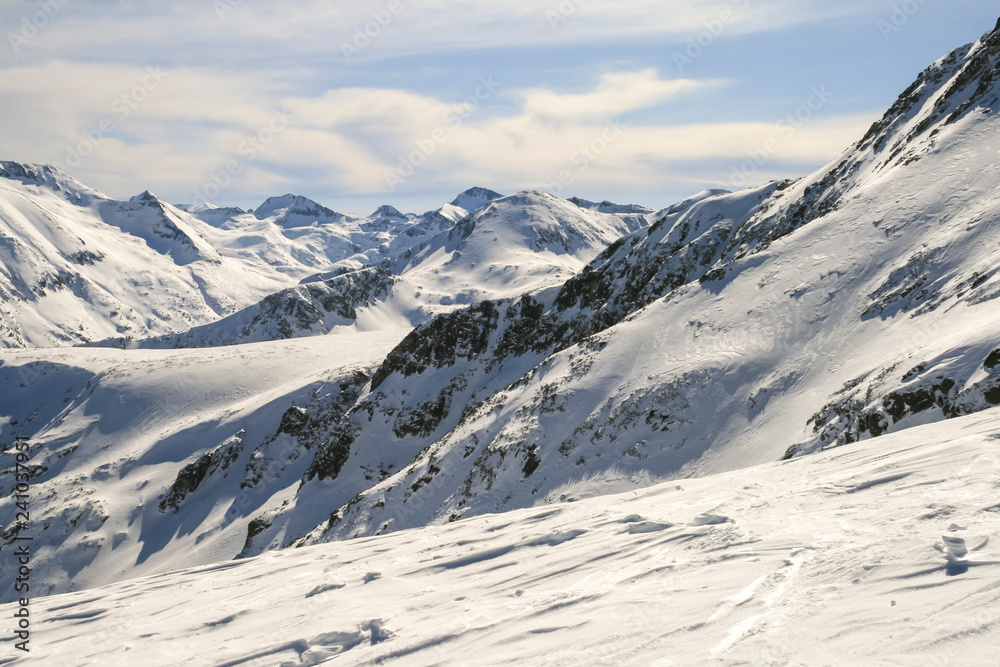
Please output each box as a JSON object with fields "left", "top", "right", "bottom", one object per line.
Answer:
{"left": 0, "top": 161, "right": 105, "bottom": 205}
{"left": 9, "top": 408, "right": 1000, "bottom": 665}
{"left": 448, "top": 186, "right": 504, "bottom": 213}
{"left": 650, "top": 188, "right": 731, "bottom": 219}
{"left": 239, "top": 24, "right": 1000, "bottom": 549}
{"left": 100, "top": 192, "right": 224, "bottom": 267}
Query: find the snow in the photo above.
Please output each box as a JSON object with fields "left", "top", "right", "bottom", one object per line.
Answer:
{"left": 5, "top": 407, "right": 998, "bottom": 665}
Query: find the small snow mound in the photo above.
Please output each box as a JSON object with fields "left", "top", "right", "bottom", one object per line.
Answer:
{"left": 942, "top": 535, "right": 968, "bottom": 561}
{"left": 692, "top": 513, "right": 730, "bottom": 526}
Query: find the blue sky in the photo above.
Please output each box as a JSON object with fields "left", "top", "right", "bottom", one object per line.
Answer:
{"left": 1, "top": 1, "right": 996, "bottom": 215}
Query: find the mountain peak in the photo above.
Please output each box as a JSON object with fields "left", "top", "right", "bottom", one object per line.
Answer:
{"left": 130, "top": 190, "right": 161, "bottom": 203}
{"left": 0, "top": 161, "right": 106, "bottom": 203}
{"left": 448, "top": 186, "right": 504, "bottom": 213}
{"left": 371, "top": 204, "right": 406, "bottom": 219}
{"left": 855, "top": 23, "right": 1000, "bottom": 169}
{"left": 254, "top": 194, "right": 342, "bottom": 223}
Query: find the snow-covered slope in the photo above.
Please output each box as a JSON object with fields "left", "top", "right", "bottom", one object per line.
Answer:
{"left": 7, "top": 408, "right": 1000, "bottom": 665}
{"left": 123, "top": 267, "right": 395, "bottom": 348}
{"left": 0, "top": 330, "right": 408, "bottom": 602}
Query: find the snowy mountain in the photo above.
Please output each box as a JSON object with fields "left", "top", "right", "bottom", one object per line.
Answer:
{"left": 382, "top": 190, "right": 649, "bottom": 322}
{"left": 3, "top": 20, "right": 1000, "bottom": 664}
{"left": 0, "top": 169, "right": 284, "bottom": 347}
{"left": 448, "top": 186, "right": 504, "bottom": 213}
{"left": 252, "top": 193, "right": 348, "bottom": 226}
{"left": 0, "top": 175, "right": 647, "bottom": 349}
{"left": 248, "top": 22, "right": 1000, "bottom": 551}
{"left": 89, "top": 190, "right": 651, "bottom": 349}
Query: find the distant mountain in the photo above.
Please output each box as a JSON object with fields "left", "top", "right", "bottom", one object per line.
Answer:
{"left": 253, "top": 194, "right": 349, "bottom": 226}
{"left": 175, "top": 202, "right": 250, "bottom": 228}
{"left": 0, "top": 168, "right": 268, "bottom": 346}
{"left": 448, "top": 186, "right": 504, "bottom": 213}
{"left": 103, "top": 190, "right": 652, "bottom": 348}
{"left": 370, "top": 204, "right": 407, "bottom": 219}
{"left": 567, "top": 196, "right": 653, "bottom": 215}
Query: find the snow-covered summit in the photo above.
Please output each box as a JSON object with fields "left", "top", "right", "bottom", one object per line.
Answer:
{"left": 371, "top": 204, "right": 407, "bottom": 219}
{"left": 129, "top": 189, "right": 161, "bottom": 204}
{"left": 253, "top": 194, "right": 346, "bottom": 225}
{"left": 0, "top": 160, "right": 106, "bottom": 204}
{"left": 448, "top": 186, "right": 504, "bottom": 213}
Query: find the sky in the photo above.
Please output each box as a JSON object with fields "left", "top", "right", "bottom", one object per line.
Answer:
{"left": 0, "top": 1, "right": 997, "bottom": 216}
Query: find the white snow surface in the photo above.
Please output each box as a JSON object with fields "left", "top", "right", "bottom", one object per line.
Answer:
{"left": 5, "top": 408, "right": 1000, "bottom": 665}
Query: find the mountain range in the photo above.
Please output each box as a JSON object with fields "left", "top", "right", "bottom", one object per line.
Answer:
{"left": 2, "top": 19, "right": 1000, "bottom": 665}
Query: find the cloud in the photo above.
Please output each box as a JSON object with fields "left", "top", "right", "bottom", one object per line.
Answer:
{"left": 520, "top": 70, "right": 715, "bottom": 122}
{"left": 0, "top": 58, "right": 875, "bottom": 208}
